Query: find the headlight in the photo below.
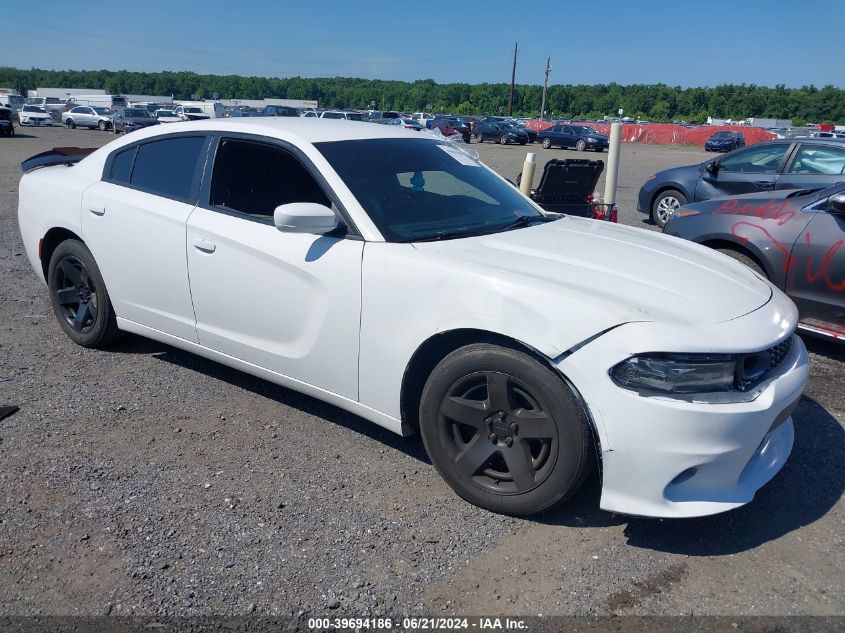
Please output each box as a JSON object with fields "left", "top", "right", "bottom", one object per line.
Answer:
{"left": 587, "top": 137, "right": 597, "bottom": 142}
{"left": 610, "top": 353, "right": 736, "bottom": 394}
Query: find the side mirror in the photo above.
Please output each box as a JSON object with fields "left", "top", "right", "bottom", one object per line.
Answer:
{"left": 829, "top": 193, "right": 845, "bottom": 214}
{"left": 704, "top": 161, "right": 718, "bottom": 174}
{"left": 273, "top": 202, "right": 338, "bottom": 234}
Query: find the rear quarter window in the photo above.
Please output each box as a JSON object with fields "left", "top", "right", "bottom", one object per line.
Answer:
{"left": 130, "top": 136, "right": 208, "bottom": 201}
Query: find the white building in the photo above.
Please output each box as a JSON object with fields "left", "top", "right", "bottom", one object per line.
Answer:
{"left": 27, "top": 87, "right": 106, "bottom": 99}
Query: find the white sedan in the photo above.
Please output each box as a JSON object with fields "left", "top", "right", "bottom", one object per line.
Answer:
{"left": 17, "top": 119, "right": 808, "bottom": 518}
{"left": 18, "top": 105, "right": 53, "bottom": 126}
{"left": 153, "top": 109, "right": 183, "bottom": 124}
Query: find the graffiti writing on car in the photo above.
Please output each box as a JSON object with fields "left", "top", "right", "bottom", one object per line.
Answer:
{"left": 716, "top": 199, "right": 795, "bottom": 225}
{"left": 731, "top": 221, "right": 793, "bottom": 273}
{"left": 804, "top": 233, "right": 845, "bottom": 292}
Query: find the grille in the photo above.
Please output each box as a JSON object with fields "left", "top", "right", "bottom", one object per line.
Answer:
{"left": 766, "top": 336, "right": 793, "bottom": 372}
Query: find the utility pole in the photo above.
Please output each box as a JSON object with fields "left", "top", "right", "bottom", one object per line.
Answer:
{"left": 508, "top": 42, "right": 518, "bottom": 116}
{"left": 540, "top": 57, "right": 551, "bottom": 119}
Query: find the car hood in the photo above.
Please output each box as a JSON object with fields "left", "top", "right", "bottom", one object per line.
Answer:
{"left": 412, "top": 217, "right": 772, "bottom": 326}
{"left": 586, "top": 133, "right": 608, "bottom": 140}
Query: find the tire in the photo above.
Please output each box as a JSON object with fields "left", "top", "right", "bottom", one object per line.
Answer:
{"left": 66, "top": 119, "right": 75, "bottom": 129}
{"left": 98, "top": 120, "right": 107, "bottom": 131}
{"left": 575, "top": 139, "right": 586, "bottom": 151}
{"left": 499, "top": 135, "right": 508, "bottom": 145}
{"left": 47, "top": 240, "right": 122, "bottom": 349}
{"left": 541, "top": 137, "right": 552, "bottom": 149}
{"left": 519, "top": 139, "right": 527, "bottom": 145}
{"left": 651, "top": 189, "right": 687, "bottom": 228}
{"left": 419, "top": 343, "right": 594, "bottom": 516}
{"left": 475, "top": 133, "right": 483, "bottom": 143}
{"left": 716, "top": 248, "right": 767, "bottom": 278}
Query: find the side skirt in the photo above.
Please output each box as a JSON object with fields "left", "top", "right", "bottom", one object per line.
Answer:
{"left": 116, "top": 317, "right": 406, "bottom": 436}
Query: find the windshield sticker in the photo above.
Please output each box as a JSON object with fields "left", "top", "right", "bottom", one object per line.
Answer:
{"left": 437, "top": 144, "right": 481, "bottom": 167}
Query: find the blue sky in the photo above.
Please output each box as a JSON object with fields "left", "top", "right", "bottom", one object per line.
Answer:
{"left": 3, "top": 0, "right": 843, "bottom": 88}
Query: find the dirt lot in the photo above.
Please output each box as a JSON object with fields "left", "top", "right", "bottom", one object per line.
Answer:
{"left": 0, "top": 125, "right": 843, "bottom": 619}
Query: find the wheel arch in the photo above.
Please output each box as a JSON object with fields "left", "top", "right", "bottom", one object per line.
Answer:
{"left": 699, "top": 238, "right": 772, "bottom": 279}
{"left": 40, "top": 227, "right": 83, "bottom": 280}
{"left": 399, "top": 328, "right": 602, "bottom": 462}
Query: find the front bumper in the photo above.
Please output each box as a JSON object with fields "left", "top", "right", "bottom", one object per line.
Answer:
{"left": 557, "top": 301, "right": 808, "bottom": 518}
{"left": 586, "top": 140, "right": 608, "bottom": 149}
{"left": 21, "top": 118, "right": 52, "bottom": 126}
{"left": 636, "top": 183, "right": 655, "bottom": 213}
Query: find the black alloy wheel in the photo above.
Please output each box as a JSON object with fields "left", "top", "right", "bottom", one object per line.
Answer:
{"left": 437, "top": 370, "right": 558, "bottom": 495}
{"left": 499, "top": 135, "right": 509, "bottom": 145}
{"left": 48, "top": 240, "right": 121, "bottom": 348}
{"left": 420, "top": 344, "right": 594, "bottom": 516}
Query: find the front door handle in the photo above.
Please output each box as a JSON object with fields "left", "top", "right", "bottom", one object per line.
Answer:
{"left": 192, "top": 238, "right": 216, "bottom": 253}
{"left": 753, "top": 181, "right": 775, "bottom": 188}
{"left": 89, "top": 205, "right": 105, "bottom": 216}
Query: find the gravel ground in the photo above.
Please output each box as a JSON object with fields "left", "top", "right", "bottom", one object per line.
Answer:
{"left": 0, "top": 125, "right": 843, "bottom": 619}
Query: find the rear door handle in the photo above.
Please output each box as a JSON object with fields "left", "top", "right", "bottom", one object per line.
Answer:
{"left": 89, "top": 205, "right": 105, "bottom": 216}
{"left": 192, "top": 238, "right": 216, "bottom": 253}
{"left": 753, "top": 181, "right": 775, "bottom": 188}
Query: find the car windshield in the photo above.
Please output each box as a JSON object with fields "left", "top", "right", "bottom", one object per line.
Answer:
{"left": 316, "top": 138, "right": 547, "bottom": 242}
{"left": 712, "top": 131, "right": 734, "bottom": 138}
{"left": 574, "top": 126, "right": 595, "bottom": 135}
{"left": 124, "top": 109, "right": 150, "bottom": 117}
{"left": 185, "top": 108, "right": 202, "bottom": 113}
{"left": 23, "top": 106, "right": 46, "bottom": 113}
{"left": 156, "top": 110, "right": 175, "bottom": 117}
{"left": 93, "top": 107, "right": 111, "bottom": 115}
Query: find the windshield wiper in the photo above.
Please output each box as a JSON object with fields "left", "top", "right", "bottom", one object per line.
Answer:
{"left": 502, "top": 213, "right": 553, "bottom": 230}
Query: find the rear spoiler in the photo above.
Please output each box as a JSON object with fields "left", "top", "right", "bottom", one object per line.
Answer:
{"left": 21, "top": 147, "right": 98, "bottom": 173}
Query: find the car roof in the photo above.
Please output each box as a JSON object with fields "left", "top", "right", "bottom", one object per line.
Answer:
{"left": 101, "top": 117, "right": 429, "bottom": 146}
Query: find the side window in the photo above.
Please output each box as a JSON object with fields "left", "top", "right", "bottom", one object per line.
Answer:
{"left": 209, "top": 139, "right": 331, "bottom": 218}
{"left": 71, "top": 107, "right": 85, "bottom": 113}
{"left": 788, "top": 145, "right": 845, "bottom": 175}
{"left": 108, "top": 146, "right": 136, "bottom": 184}
{"left": 719, "top": 144, "right": 789, "bottom": 174}
{"left": 130, "top": 136, "right": 208, "bottom": 201}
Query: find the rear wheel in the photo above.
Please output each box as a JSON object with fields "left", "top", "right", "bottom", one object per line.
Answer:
{"left": 47, "top": 240, "right": 122, "bottom": 348}
{"left": 651, "top": 189, "right": 687, "bottom": 228}
{"left": 419, "top": 344, "right": 594, "bottom": 516}
{"left": 541, "top": 137, "right": 552, "bottom": 149}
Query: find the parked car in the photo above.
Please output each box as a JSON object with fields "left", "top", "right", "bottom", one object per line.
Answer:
{"left": 111, "top": 107, "right": 159, "bottom": 134}
{"left": 153, "top": 109, "right": 182, "bottom": 123}
{"left": 512, "top": 123, "right": 538, "bottom": 143}
{"left": 18, "top": 105, "right": 53, "bottom": 127}
{"left": 364, "top": 110, "right": 400, "bottom": 122}
{"left": 664, "top": 184, "right": 845, "bottom": 341}
{"left": 175, "top": 105, "right": 208, "bottom": 121}
{"left": 300, "top": 110, "right": 319, "bottom": 118}
{"left": 430, "top": 116, "right": 472, "bottom": 143}
{"left": 538, "top": 124, "right": 609, "bottom": 151}
{"left": 263, "top": 105, "right": 300, "bottom": 117}
{"left": 18, "top": 119, "right": 808, "bottom": 518}
{"left": 320, "top": 111, "right": 364, "bottom": 121}
{"left": 474, "top": 122, "right": 528, "bottom": 145}
{"left": 63, "top": 106, "right": 113, "bottom": 131}
{"left": 704, "top": 131, "right": 745, "bottom": 152}
{"left": 0, "top": 106, "right": 14, "bottom": 136}
{"left": 382, "top": 117, "right": 424, "bottom": 130}
{"left": 638, "top": 139, "right": 845, "bottom": 227}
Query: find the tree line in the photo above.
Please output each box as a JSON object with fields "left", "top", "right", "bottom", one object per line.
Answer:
{"left": 1, "top": 67, "right": 843, "bottom": 124}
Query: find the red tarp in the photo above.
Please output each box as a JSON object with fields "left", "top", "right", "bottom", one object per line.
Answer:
{"left": 525, "top": 120, "right": 777, "bottom": 146}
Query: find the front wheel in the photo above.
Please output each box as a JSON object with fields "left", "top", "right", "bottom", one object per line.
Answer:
{"left": 98, "top": 120, "right": 107, "bottom": 131}
{"left": 541, "top": 137, "right": 552, "bottom": 149}
{"left": 419, "top": 344, "right": 594, "bottom": 516}
{"left": 575, "top": 139, "right": 586, "bottom": 151}
{"left": 66, "top": 119, "right": 76, "bottom": 129}
{"left": 499, "top": 135, "right": 508, "bottom": 145}
{"left": 47, "top": 240, "right": 122, "bottom": 348}
{"left": 651, "top": 189, "right": 687, "bottom": 228}
{"left": 475, "top": 133, "right": 483, "bottom": 143}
